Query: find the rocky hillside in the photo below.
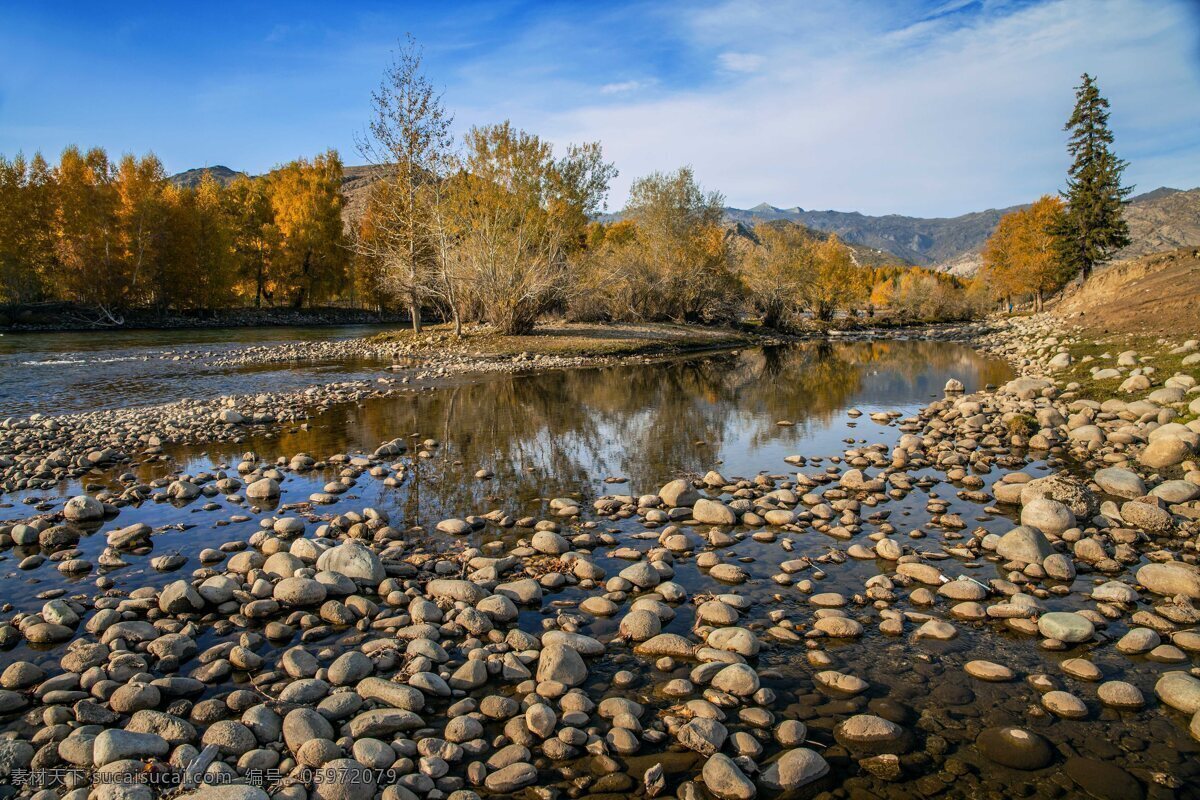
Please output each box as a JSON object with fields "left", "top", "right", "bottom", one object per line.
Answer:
{"left": 167, "top": 165, "right": 245, "bottom": 188}
{"left": 725, "top": 203, "right": 1022, "bottom": 267}
{"left": 1054, "top": 246, "right": 1200, "bottom": 336}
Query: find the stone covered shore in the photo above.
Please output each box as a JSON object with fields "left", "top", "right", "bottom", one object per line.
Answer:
{"left": 0, "top": 315, "right": 1199, "bottom": 800}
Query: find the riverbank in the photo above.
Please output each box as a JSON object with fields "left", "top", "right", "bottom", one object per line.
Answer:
{"left": 0, "top": 304, "right": 410, "bottom": 333}
{"left": 0, "top": 316, "right": 1198, "bottom": 800}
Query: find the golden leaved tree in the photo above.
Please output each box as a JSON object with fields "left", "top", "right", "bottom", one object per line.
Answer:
{"left": 980, "top": 195, "right": 1068, "bottom": 311}
{"left": 265, "top": 151, "right": 348, "bottom": 308}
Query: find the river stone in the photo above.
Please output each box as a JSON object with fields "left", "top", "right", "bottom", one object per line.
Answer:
{"left": 536, "top": 643, "right": 587, "bottom": 687}
{"left": 1063, "top": 758, "right": 1144, "bottom": 800}
{"left": 634, "top": 633, "right": 695, "bottom": 658}
{"left": 996, "top": 526, "right": 1054, "bottom": 565}
{"left": 1038, "top": 612, "right": 1094, "bottom": 643}
{"left": 1136, "top": 562, "right": 1200, "bottom": 599}
{"left": 1117, "top": 628, "right": 1160, "bottom": 654}
{"left": 64, "top": 495, "right": 104, "bottom": 522}
{"left": 1094, "top": 468, "right": 1147, "bottom": 499}
{"left": 245, "top": 478, "right": 280, "bottom": 499}
{"left": 315, "top": 540, "right": 385, "bottom": 583}
{"left": 693, "top": 499, "right": 737, "bottom": 525}
{"left": 485, "top": 763, "right": 538, "bottom": 792}
{"left": 702, "top": 753, "right": 756, "bottom": 800}
{"left": 1120, "top": 501, "right": 1174, "bottom": 535}
{"left": 759, "top": 747, "right": 829, "bottom": 791}
{"left": 1098, "top": 681, "right": 1144, "bottom": 709}
{"left": 1041, "top": 690, "right": 1088, "bottom": 719}
{"left": 274, "top": 577, "right": 326, "bottom": 606}
{"left": 1021, "top": 497, "right": 1075, "bottom": 537}
{"left": 1020, "top": 473, "right": 1098, "bottom": 518}
{"left": 1152, "top": 479, "right": 1200, "bottom": 504}
{"left": 1155, "top": 671, "right": 1200, "bottom": 713}
{"left": 39, "top": 524, "right": 81, "bottom": 551}
{"left": 93, "top": 730, "right": 169, "bottom": 767}
{"left": 1140, "top": 437, "right": 1191, "bottom": 469}
{"left": 975, "top": 727, "right": 1052, "bottom": 770}
{"left": 707, "top": 627, "right": 760, "bottom": 656}
{"left": 711, "top": 664, "right": 760, "bottom": 697}
{"left": 834, "top": 714, "right": 906, "bottom": 753}
{"left": 313, "top": 758, "right": 377, "bottom": 800}
{"left": 660, "top": 479, "right": 700, "bottom": 507}
{"left": 964, "top": 661, "right": 1014, "bottom": 682}
{"left": 157, "top": 579, "right": 204, "bottom": 615}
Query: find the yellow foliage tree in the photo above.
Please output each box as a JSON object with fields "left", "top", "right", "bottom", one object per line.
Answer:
{"left": 264, "top": 150, "right": 348, "bottom": 308}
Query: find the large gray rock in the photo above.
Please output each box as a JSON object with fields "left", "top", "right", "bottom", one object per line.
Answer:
{"left": 1121, "top": 501, "right": 1175, "bottom": 535}
{"left": 659, "top": 479, "right": 700, "bottom": 507}
{"left": 63, "top": 495, "right": 104, "bottom": 522}
{"left": 93, "top": 730, "right": 169, "bottom": 767}
{"left": 1020, "top": 474, "right": 1098, "bottom": 519}
{"left": 759, "top": 748, "right": 830, "bottom": 791}
{"left": 316, "top": 540, "right": 385, "bottom": 583}
{"left": 536, "top": 643, "right": 587, "bottom": 687}
{"left": 1094, "top": 468, "right": 1146, "bottom": 499}
{"left": 1037, "top": 612, "right": 1094, "bottom": 643}
{"left": 693, "top": 498, "right": 738, "bottom": 526}
{"left": 995, "top": 526, "right": 1054, "bottom": 565}
{"left": 1140, "top": 437, "right": 1192, "bottom": 469}
{"left": 1137, "top": 562, "right": 1200, "bottom": 599}
{"left": 1020, "top": 498, "right": 1074, "bottom": 537}
{"left": 1155, "top": 671, "right": 1200, "bottom": 713}
{"left": 702, "top": 753, "right": 756, "bottom": 800}
{"left": 425, "top": 579, "right": 489, "bottom": 604}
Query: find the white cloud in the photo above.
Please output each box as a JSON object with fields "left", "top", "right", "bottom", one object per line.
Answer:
{"left": 717, "top": 52, "right": 765, "bottom": 73}
{"left": 600, "top": 79, "right": 651, "bottom": 95}
{"left": 536, "top": 0, "right": 1200, "bottom": 216}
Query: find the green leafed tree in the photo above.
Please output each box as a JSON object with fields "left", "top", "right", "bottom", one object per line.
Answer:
{"left": 1055, "top": 73, "right": 1132, "bottom": 280}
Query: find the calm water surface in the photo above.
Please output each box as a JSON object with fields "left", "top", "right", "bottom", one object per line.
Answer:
{"left": 0, "top": 324, "right": 397, "bottom": 416}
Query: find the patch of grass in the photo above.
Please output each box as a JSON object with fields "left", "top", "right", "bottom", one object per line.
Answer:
{"left": 1053, "top": 331, "right": 1197, "bottom": 417}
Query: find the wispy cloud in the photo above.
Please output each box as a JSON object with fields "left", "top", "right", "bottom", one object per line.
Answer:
{"left": 717, "top": 52, "right": 764, "bottom": 73}
{"left": 600, "top": 79, "right": 653, "bottom": 95}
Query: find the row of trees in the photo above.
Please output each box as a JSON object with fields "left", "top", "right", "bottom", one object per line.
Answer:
{"left": 9, "top": 48, "right": 1124, "bottom": 330}
{"left": 0, "top": 148, "right": 348, "bottom": 313}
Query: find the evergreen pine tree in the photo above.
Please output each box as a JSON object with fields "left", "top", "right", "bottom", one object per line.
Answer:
{"left": 1055, "top": 73, "right": 1132, "bottom": 280}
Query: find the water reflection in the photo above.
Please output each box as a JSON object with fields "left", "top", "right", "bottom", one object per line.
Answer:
{"left": 137, "top": 340, "right": 1012, "bottom": 528}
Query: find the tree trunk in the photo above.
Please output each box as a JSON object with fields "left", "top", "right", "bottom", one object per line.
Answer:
{"left": 410, "top": 293, "right": 422, "bottom": 334}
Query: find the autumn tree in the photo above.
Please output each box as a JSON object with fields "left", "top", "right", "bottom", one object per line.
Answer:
{"left": 1056, "top": 73, "right": 1132, "bottom": 279}
{"left": 450, "top": 122, "right": 613, "bottom": 334}
{"left": 265, "top": 151, "right": 348, "bottom": 308}
{"left": 114, "top": 153, "right": 169, "bottom": 309}
{"left": 355, "top": 36, "right": 454, "bottom": 332}
{"left": 981, "top": 196, "right": 1069, "bottom": 310}
{"left": 743, "top": 222, "right": 812, "bottom": 330}
{"left": 223, "top": 175, "right": 277, "bottom": 307}
{"left": 802, "top": 234, "right": 865, "bottom": 322}
{"left": 53, "top": 146, "right": 120, "bottom": 307}
{"left": 0, "top": 153, "right": 56, "bottom": 303}
{"left": 618, "top": 167, "right": 737, "bottom": 323}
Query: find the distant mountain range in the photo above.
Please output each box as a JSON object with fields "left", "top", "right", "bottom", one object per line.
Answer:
{"left": 724, "top": 187, "right": 1200, "bottom": 274}
{"left": 169, "top": 165, "right": 1200, "bottom": 275}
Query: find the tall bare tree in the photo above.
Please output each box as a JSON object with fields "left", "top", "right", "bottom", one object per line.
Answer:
{"left": 355, "top": 35, "right": 455, "bottom": 333}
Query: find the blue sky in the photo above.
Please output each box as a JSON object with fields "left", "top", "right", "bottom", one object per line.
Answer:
{"left": 1, "top": 0, "right": 1198, "bottom": 216}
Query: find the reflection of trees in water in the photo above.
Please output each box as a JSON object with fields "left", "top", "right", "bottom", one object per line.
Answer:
{"left": 157, "top": 341, "right": 1010, "bottom": 525}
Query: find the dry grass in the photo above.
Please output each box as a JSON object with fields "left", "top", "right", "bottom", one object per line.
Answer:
{"left": 372, "top": 321, "right": 754, "bottom": 358}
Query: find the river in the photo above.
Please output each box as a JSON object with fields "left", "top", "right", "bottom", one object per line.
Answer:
{"left": 1, "top": 327, "right": 1195, "bottom": 799}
